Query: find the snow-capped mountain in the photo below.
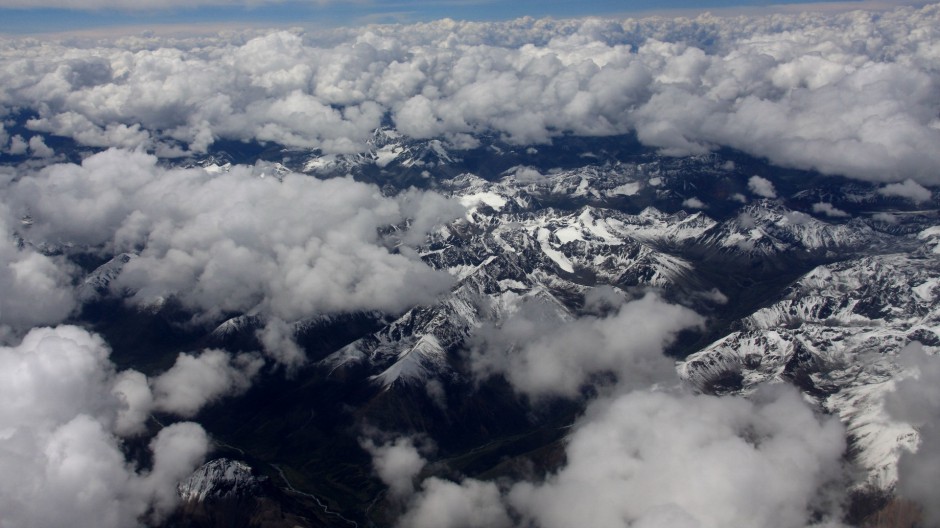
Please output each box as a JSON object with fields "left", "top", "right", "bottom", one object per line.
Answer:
{"left": 51, "top": 133, "right": 939, "bottom": 528}
{"left": 322, "top": 187, "right": 727, "bottom": 388}
{"left": 305, "top": 148, "right": 936, "bottom": 514}
{"left": 178, "top": 459, "right": 268, "bottom": 503}
{"left": 78, "top": 252, "right": 136, "bottom": 300}
{"left": 691, "top": 200, "right": 890, "bottom": 262}
{"left": 679, "top": 229, "right": 940, "bottom": 489}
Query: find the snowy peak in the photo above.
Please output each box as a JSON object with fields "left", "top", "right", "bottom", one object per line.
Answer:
{"left": 79, "top": 253, "right": 136, "bottom": 300}
{"left": 371, "top": 334, "right": 449, "bottom": 387}
{"left": 324, "top": 197, "right": 725, "bottom": 389}
{"left": 178, "top": 459, "right": 267, "bottom": 503}
{"left": 747, "top": 253, "right": 940, "bottom": 330}
{"left": 610, "top": 206, "right": 717, "bottom": 246}
{"left": 301, "top": 128, "right": 460, "bottom": 176}
{"left": 679, "top": 248, "right": 940, "bottom": 489}
{"left": 917, "top": 225, "right": 940, "bottom": 256}
{"left": 691, "top": 200, "right": 888, "bottom": 263}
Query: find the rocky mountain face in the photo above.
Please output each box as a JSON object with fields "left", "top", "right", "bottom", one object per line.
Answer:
{"left": 68, "top": 132, "right": 937, "bottom": 527}
{"left": 178, "top": 459, "right": 268, "bottom": 504}
{"left": 171, "top": 458, "right": 328, "bottom": 528}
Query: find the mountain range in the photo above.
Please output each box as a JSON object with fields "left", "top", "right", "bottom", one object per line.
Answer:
{"left": 24, "top": 130, "right": 940, "bottom": 527}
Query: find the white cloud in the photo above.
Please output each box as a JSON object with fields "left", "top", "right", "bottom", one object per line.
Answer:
{"left": 141, "top": 422, "right": 213, "bottom": 520}
{"left": 111, "top": 369, "right": 154, "bottom": 436}
{"left": 6, "top": 149, "right": 457, "bottom": 324}
{"left": 0, "top": 326, "right": 117, "bottom": 431}
{"left": 682, "top": 196, "right": 706, "bottom": 209}
{"left": 872, "top": 212, "right": 897, "bottom": 224}
{"left": 399, "top": 477, "right": 513, "bottom": 528}
{"left": 7, "top": 134, "right": 28, "bottom": 155}
{"left": 27, "top": 134, "right": 54, "bottom": 158}
{"left": 0, "top": 205, "right": 78, "bottom": 332}
{"left": 510, "top": 166, "right": 548, "bottom": 183}
{"left": 811, "top": 202, "right": 850, "bottom": 218}
{"left": 878, "top": 179, "right": 933, "bottom": 203}
{"left": 468, "top": 292, "right": 704, "bottom": 399}
{"left": 395, "top": 188, "right": 468, "bottom": 247}
{"left": 27, "top": 112, "right": 151, "bottom": 149}
{"left": 0, "top": 325, "right": 213, "bottom": 528}
{"left": 111, "top": 348, "right": 264, "bottom": 435}
{"left": 508, "top": 385, "right": 846, "bottom": 528}
{"left": 257, "top": 318, "right": 306, "bottom": 372}
{"left": 362, "top": 436, "right": 428, "bottom": 499}
{"left": 0, "top": 5, "right": 937, "bottom": 182}
{"left": 747, "top": 175, "right": 777, "bottom": 199}
{"left": 151, "top": 349, "right": 263, "bottom": 417}
{"left": 400, "top": 279, "right": 848, "bottom": 528}
{"left": 397, "top": 386, "right": 847, "bottom": 528}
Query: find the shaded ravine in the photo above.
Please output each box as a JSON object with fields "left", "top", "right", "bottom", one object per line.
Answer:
{"left": 271, "top": 464, "right": 359, "bottom": 528}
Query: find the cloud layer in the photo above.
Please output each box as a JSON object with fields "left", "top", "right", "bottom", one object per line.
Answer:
{"left": 2, "top": 4, "right": 940, "bottom": 183}
{"left": 3, "top": 148, "right": 458, "bottom": 329}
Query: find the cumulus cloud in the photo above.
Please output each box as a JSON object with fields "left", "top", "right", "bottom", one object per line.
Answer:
{"left": 395, "top": 188, "right": 468, "bottom": 247}
{"left": 0, "top": 204, "right": 78, "bottom": 332}
{"left": 0, "top": 325, "right": 224, "bottom": 528}
{"left": 27, "top": 134, "right": 54, "bottom": 158}
{"left": 747, "top": 175, "right": 777, "bottom": 199}
{"left": 468, "top": 292, "right": 704, "bottom": 399}
{"left": 7, "top": 135, "right": 28, "bottom": 155}
{"left": 111, "top": 370, "right": 155, "bottom": 436}
{"left": 509, "top": 166, "right": 548, "bottom": 183}
{"left": 885, "top": 342, "right": 940, "bottom": 525}
{"left": 5, "top": 148, "right": 458, "bottom": 324}
{"left": 257, "top": 318, "right": 307, "bottom": 372}
{"left": 812, "top": 202, "right": 850, "bottom": 218}
{"left": 872, "top": 212, "right": 898, "bottom": 224}
{"left": 878, "top": 179, "right": 933, "bottom": 204}
{"left": 0, "top": 5, "right": 938, "bottom": 182}
{"left": 681, "top": 196, "right": 706, "bottom": 209}
{"left": 397, "top": 385, "right": 847, "bottom": 528}
{"left": 141, "top": 422, "right": 213, "bottom": 519}
{"left": 362, "top": 436, "right": 429, "bottom": 499}
{"left": 0, "top": 326, "right": 119, "bottom": 432}
{"left": 150, "top": 348, "right": 263, "bottom": 417}
{"left": 508, "top": 385, "right": 846, "bottom": 528}
{"left": 399, "top": 477, "right": 513, "bottom": 528}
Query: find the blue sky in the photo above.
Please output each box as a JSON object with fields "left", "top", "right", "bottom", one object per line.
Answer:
{"left": 0, "top": 0, "right": 920, "bottom": 35}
